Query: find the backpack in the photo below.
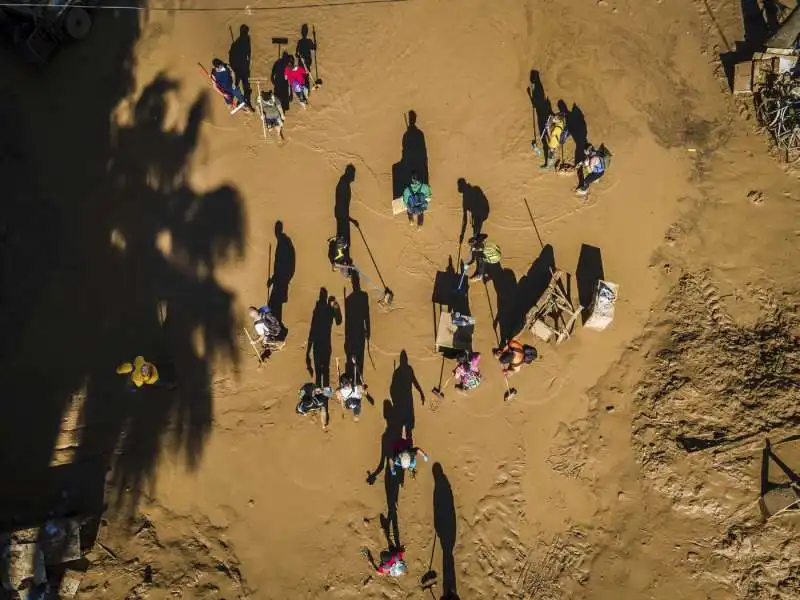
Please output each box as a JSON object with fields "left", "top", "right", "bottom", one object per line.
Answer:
{"left": 544, "top": 113, "right": 570, "bottom": 146}
{"left": 256, "top": 309, "right": 282, "bottom": 337}
{"left": 598, "top": 144, "right": 612, "bottom": 170}
{"left": 522, "top": 345, "right": 538, "bottom": 364}
{"left": 406, "top": 187, "right": 428, "bottom": 215}
{"left": 483, "top": 243, "right": 502, "bottom": 264}
{"left": 460, "top": 369, "right": 482, "bottom": 390}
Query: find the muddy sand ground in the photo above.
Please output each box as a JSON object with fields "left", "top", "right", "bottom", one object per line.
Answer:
{"left": 0, "top": 1, "right": 797, "bottom": 599}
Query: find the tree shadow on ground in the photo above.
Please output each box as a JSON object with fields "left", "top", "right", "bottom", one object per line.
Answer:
{"left": 0, "top": 6, "right": 245, "bottom": 548}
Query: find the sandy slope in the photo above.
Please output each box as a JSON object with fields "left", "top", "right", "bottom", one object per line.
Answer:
{"left": 6, "top": 0, "right": 793, "bottom": 598}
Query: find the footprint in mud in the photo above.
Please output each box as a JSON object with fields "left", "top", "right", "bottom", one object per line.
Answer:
{"left": 462, "top": 459, "right": 528, "bottom": 598}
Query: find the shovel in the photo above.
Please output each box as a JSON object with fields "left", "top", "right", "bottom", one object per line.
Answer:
{"left": 312, "top": 26, "right": 323, "bottom": 87}
{"left": 503, "top": 374, "right": 518, "bottom": 401}
{"left": 272, "top": 37, "right": 289, "bottom": 58}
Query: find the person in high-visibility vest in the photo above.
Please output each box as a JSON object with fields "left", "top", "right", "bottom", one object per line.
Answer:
{"left": 465, "top": 234, "right": 502, "bottom": 283}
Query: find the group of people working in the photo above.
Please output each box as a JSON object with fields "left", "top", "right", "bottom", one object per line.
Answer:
{"left": 207, "top": 24, "right": 318, "bottom": 140}
{"left": 539, "top": 111, "right": 612, "bottom": 196}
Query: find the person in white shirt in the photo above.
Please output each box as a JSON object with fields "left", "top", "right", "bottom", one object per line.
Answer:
{"left": 335, "top": 373, "right": 365, "bottom": 422}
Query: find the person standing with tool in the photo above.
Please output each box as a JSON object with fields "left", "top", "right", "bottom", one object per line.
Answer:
{"left": 283, "top": 55, "right": 310, "bottom": 107}
{"left": 465, "top": 234, "right": 502, "bottom": 283}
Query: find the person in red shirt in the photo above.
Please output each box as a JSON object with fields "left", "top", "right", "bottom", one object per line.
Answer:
{"left": 283, "top": 54, "right": 310, "bottom": 108}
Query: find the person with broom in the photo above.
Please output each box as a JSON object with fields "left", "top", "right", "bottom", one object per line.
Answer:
{"left": 494, "top": 339, "right": 537, "bottom": 376}
{"left": 453, "top": 351, "right": 482, "bottom": 392}
{"left": 210, "top": 58, "right": 250, "bottom": 113}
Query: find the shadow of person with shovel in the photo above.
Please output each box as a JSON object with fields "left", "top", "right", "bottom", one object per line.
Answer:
{"left": 433, "top": 462, "right": 458, "bottom": 598}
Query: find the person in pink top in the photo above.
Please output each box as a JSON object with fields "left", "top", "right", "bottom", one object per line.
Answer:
{"left": 283, "top": 54, "right": 310, "bottom": 108}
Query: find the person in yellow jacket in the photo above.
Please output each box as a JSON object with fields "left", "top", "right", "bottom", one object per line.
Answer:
{"left": 116, "top": 356, "right": 159, "bottom": 389}
{"left": 540, "top": 112, "right": 569, "bottom": 170}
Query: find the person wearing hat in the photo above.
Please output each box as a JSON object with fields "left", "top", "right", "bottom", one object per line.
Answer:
{"left": 116, "top": 356, "right": 159, "bottom": 390}
{"left": 390, "top": 443, "right": 429, "bottom": 477}
{"left": 465, "top": 234, "right": 501, "bottom": 283}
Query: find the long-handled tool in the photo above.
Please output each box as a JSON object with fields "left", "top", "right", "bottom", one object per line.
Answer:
{"left": 244, "top": 328, "right": 265, "bottom": 368}
{"left": 354, "top": 222, "right": 394, "bottom": 306}
{"left": 256, "top": 81, "right": 268, "bottom": 143}
{"left": 198, "top": 62, "right": 246, "bottom": 115}
{"left": 335, "top": 357, "right": 344, "bottom": 418}
{"left": 420, "top": 532, "right": 438, "bottom": 597}
{"left": 297, "top": 54, "right": 313, "bottom": 104}
{"left": 523, "top": 197, "right": 545, "bottom": 250}
{"left": 312, "top": 25, "right": 323, "bottom": 86}
{"left": 527, "top": 85, "right": 542, "bottom": 156}
{"left": 431, "top": 356, "right": 446, "bottom": 400}
{"left": 272, "top": 36, "right": 289, "bottom": 59}
{"left": 483, "top": 282, "right": 518, "bottom": 401}
{"left": 266, "top": 242, "right": 272, "bottom": 304}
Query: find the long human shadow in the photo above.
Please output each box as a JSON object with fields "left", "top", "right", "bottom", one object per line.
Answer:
{"left": 389, "top": 350, "right": 425, "bottom": 440}
{"left": 499, "top": 244, "right": 556, "bottom": 341}
{"left": 0, "top": 6, "right": 246, "bottom": 561}
{"left": 457, "top": 178, "right": 490, "bottom": 242}
{"left": 268, "top": 220, "right": 295, "bottom": 326}
{"left": 487, "top": 263, "right": 519, "bottom": 345}
{"left": 366, "top": 399, "right": 406, "bottom": 550}
{"left": 433, "top": 463, "right": 458, "bottom": 598}
{"left": 558, "top": 99, "right": 588, "bottom": 164}
{"left": 228, "top": 24, "right": 252, "bottom": 106}
{"left": 529, "top": 70, "right": 553, "bottom": 144}
{"left": 306, "top": 287, "right": 339, "bottom": 388}
{"left": 576, "top": 244, "right": 604, "bottom": 324}
{"left": 344, "top": 271, "right": 370, "bottom": 384}
{"left": 334, "top": 163, "right": 357, "bottom": 262}
{"left": 270, "top": 51, "right": 291, "bottom": 110}
{"left": 392, "top": 109, "right": 429, "bottom": 198}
